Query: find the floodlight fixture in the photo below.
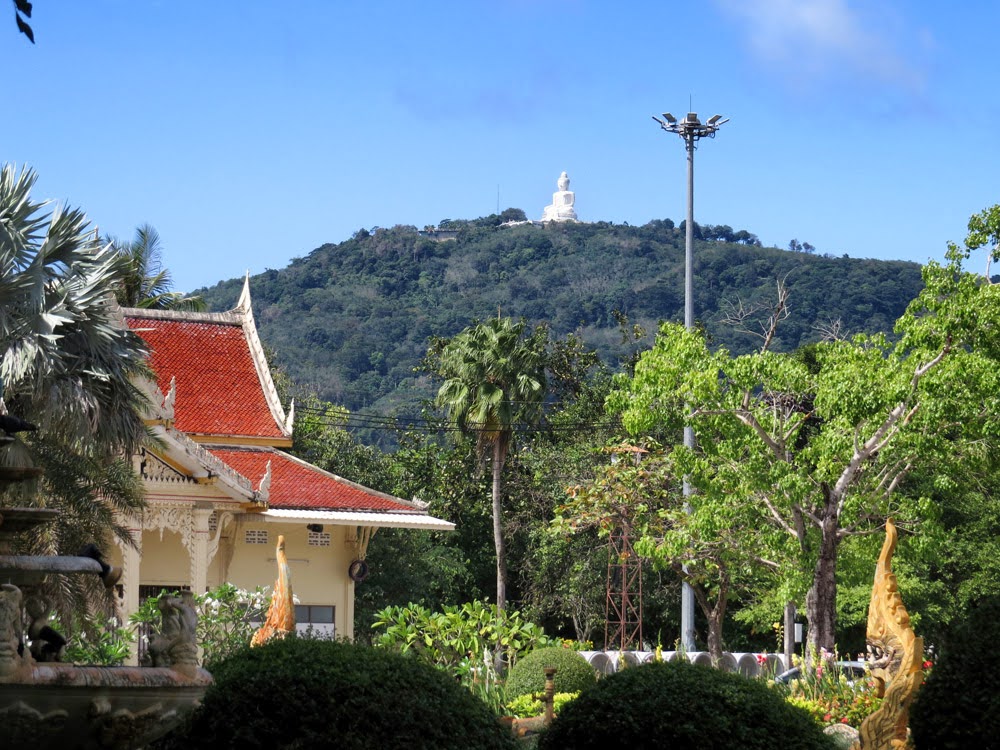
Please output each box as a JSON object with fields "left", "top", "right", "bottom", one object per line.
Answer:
{"left": 654, "top": 109, "right": 727, "bottom": 142}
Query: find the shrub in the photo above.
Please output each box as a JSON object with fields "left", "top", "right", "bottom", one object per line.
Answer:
{"left": 506, "top": 692, "right": 578, "bottom": 718}
{"left": 505, "top": 646, "right": 597, "bottom": 700}
{"left": 371, "top": 600, "right": 551, "bottom": 713}
{"left": 538, "top": 661, "right": 836, "bottom": 750}
{"left": 155, "top": 636, "right": 518, "bottom": 750}
{"left": 910, "top": 596, "right": 1000, "bottom": 748}
{"left": 63, "top": 615, "right": 132, "bottom": 666}
{"left": 371, "top": 600, "right": 550, "bottom": 672}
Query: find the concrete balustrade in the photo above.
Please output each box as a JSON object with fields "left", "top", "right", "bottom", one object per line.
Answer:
{"left": 577, "top": 650, "right": 787, "bottom": 678}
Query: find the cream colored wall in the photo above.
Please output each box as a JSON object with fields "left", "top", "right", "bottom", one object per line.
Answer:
{"left": 123, "top": 512, "right": 360, "bottom": 640}
{"left": 139, "top": 529, "right": 189, "bottom": 587}
{"left": 226, "top": 521, "right": 356, "bottom": 640}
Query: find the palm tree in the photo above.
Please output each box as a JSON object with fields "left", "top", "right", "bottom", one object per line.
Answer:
{"left": 0, "top": 163, "right": 150, "bottom": 620}
{"left": 432, "top": 317, "right": 547, "bottom": 610}
{"left": 108, "top": 223, "right": 206, "bottom": 310}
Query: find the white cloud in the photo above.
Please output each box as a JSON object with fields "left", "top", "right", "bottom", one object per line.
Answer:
{"left": 715, "top": 0, "right": 926, "bottom": 93}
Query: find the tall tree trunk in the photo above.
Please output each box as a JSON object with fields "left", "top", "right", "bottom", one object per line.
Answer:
{"left": 492, "top": 442, "right": 507, "bottom": 611}
{"left": 689, "top": 577, "right": 728, "bottom": 666}
{"left": 705, "top": 609, "right": 725, "bottom": 666}
{"left": 805, "top": 513, "right": 840, "bottom": 653}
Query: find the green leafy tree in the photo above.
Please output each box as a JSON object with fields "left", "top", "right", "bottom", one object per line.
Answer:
{"left": 608, "top": 211, "right": 1000, "bottom": 651}
{"left": 558, "top": 445, "right": 778, "bottom": 662}
{"left": 108, "top": 223, "right": 205, "bottom": 310}
{"left": 428, "top": 317, "right": 547, "bottom": 610}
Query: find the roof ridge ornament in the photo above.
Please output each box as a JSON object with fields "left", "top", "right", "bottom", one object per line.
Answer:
{"left": 163, "top": 376, "right": 176, "bottom": 422}
{"left": 234, "top": 271, "right": 252, "bottom": 314}
{"left": 255, "top": 460, "right": 272, "bottom": 505}
{"left": 284, "top": 399, "right": 295, "bottom": 434}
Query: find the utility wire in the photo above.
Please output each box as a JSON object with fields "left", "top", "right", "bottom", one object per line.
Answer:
{"left": 296, "top": 411, "right": 618, "bottom": 429}
{"left": 292, "top": 405, "right": 621, "bottom": 434}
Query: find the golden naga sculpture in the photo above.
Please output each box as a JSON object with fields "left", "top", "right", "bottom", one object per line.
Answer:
{"left": 853, "top": 519, "right": 924, "bottom": 750}
{"left": 251, "top": 534, "right": 296, "bottom": 647}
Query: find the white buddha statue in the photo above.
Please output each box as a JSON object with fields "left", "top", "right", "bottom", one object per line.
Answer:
{"left": 541, "top": 171, "right": 578, "bottom": 222}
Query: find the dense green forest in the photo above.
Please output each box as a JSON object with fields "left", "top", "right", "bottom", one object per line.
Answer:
{"left": 196, "top": 215, "right": 924, "bottom": 419}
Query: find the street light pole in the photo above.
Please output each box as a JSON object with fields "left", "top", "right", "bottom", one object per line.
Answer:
{"left": 653, "top": 111, "right": 728, "bottom": 653}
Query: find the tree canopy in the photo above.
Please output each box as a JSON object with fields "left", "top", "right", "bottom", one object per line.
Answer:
{"left": 606, "top": 217, "right": 1000, "bottom": 651}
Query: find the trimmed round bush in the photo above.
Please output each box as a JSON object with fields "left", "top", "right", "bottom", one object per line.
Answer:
{"left": 155, "top": 636, "right": 517, "bottom": 750}
{"left": 911, "top": 596, "right": 1000, "bottom": 748}
{"left": 538, "top": 661, "right": 836, "bottom": 750}
{"left": 505, "top": 646, "right": 597, "bottom": 699}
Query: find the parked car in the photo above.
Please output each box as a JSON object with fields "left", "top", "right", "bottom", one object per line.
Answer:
{"left": 774, "top": 660, "right": 869, "bottom": 685}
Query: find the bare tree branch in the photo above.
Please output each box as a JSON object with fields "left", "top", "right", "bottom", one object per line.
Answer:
{"left": 814, "top": 318, "right": 845, "bottom": 342}
{"left": 718, "top": 277, "right": 791, "bottom": 353}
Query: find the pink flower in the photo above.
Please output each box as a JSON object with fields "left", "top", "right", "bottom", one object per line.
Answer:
{"left": 756, "top": 654, "right": 768, "bottom": 666}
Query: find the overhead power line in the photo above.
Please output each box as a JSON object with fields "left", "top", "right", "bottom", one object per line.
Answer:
{"left": 293, "top": 404, "right": 621, "bottom": 434}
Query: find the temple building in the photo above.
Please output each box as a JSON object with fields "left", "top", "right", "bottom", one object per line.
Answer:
{"left": 108, "top": 278, "right": 451, "bottom": 657}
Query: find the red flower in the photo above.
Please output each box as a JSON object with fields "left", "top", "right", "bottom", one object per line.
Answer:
{"left": 922, "top": 660, "right": 933, "bottom": 669}
{"left": 841, "top": 718, "right": 849, "bottom": 724}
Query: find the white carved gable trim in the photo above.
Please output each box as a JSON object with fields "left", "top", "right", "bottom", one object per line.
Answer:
{"left": 138, "top": 448, "right": 195, "bottom": 484}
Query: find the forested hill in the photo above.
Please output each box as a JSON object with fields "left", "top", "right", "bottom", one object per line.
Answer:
{"left": 195, "top": 216, "right": 924, "bottom": 415}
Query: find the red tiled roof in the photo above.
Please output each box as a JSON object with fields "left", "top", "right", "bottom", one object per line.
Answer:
{"left": 208, "top": 447, "right": 414, "bottom": 512}
{"left": 126, "top": 316, "right": 285, "bottom": 439}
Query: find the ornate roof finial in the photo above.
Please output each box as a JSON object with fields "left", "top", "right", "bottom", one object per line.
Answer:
{"left": 236, "top": 271, "right": 252, "bottom": 313}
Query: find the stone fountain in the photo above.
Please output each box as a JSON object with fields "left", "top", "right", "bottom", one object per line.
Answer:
{"left": 0, "top": 459, "right": 211, "bottom": 748}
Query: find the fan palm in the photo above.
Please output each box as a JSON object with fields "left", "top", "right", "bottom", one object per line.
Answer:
{"left": 108, "top": 223, "right": 205, "bottom": 310}
{"left": 0, "top": 163, "right": 150, "bottom": 620}
{"left": 433, "top": 317, "right": 547, "bottom": 609}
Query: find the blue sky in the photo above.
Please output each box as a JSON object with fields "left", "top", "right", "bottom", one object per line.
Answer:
{"left": 2, "top": 1, "right": 997, "bottom": 293}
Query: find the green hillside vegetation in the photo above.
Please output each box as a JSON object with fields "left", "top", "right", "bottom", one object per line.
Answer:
{"left": 196, "top": 215, "right": 924, "bottom": 416}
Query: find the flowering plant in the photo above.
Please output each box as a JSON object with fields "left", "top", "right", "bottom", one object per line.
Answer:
{"left": 129, "top": 583, "right": 269, "bottom": 666}
{"left": 781, "top": 649, "right": 882, "bottom": 728}
{"left": 63, "top": 615, "right": 133, "bottom": 666}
